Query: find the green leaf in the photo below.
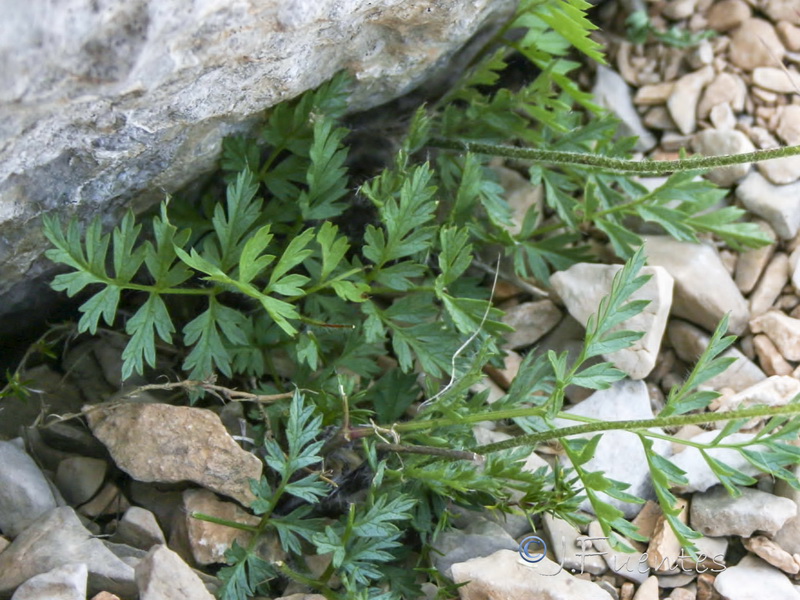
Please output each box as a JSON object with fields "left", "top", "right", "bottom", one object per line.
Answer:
{"left": 78, "top": 286, "right": 121, "bottom": 334}
{"left": 182, "top": 298, "right": 248, "bottom": 379}
{"left": 238, "top": 225, "right": 275, "bottom": 284}
{"left": 570, "top": 362, "right": 626, "bottom": 390}
{"left": 212, "top": 169, "right": 262, "bottom": 271}
{"left": 298, "top": 117, "right": 350, "bottom": 219}
{"left": 317, "top": 221, "right": 349, "bottom": 282}
{"left": 122, "top": 294, "right": 175, "bottom": 379}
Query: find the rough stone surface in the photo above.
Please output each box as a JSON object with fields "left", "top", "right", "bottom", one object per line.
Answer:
{"left": 736, "top": 171, "right": 800, "bottom": 239}
{"left": 749, "top": 252, "right": 789, "bottom": 316}
{"left": 113, "top": 507, "right": 165, "bottom": 551}
{"left": 55, "top": 456, "right": 107, "bottom": 506}
{"left": 588, "top": 521, "right": 649, "bottom": 584}
{"left": 706, "top": 0, "right": 751, "bottom": 31}
{"left": 450, "top": 549, "right": 614, "bottom": 600}
{"left": 697, "top": 72, "right": 747, "bottom": 119}
{"left": 174, "top": 488, "right": 260, "bottom": 566}
{"left": 542, "top": 513, "right": 607, "bottom": 576}
{"left": 734, "top": 221, "right": 776, "bottom": 294}
{"left": 593, "top": 65, "right": 657, "bottom": 151}
{"left": 0, "top": 507, "right": 136, "bottom": 598}
{"left": 750, "top": 311, "right": 800, "bottom": 361}
{"left": 556, "top": 380, "right": 671, "bottom": 518}
{"left": 753, "top": 67, "right": 800, "bottom": 94}
{"left": 550, "top": 264, "right": 673, "bottom": 379}
{"left": 667, "top": 320, "right": 766, "bottom": 392}
{"left": 0, "top": 0, "right": 516, "bottom": 328}
{"left": 642, "top": 236, "right": 749, "bottom": 334}
{"left": 433, "top": 518, "right": 519, "bottom": 580}
{"left": 85, "top": 402, "right": 262, "bottom": 506}
{"left": 667, "top": 66, "right": 714, "bottom": 135}
{"left": 501, "top": 300, "right": 563, "bottom": 350}
{"left": 135, "top": 545, "right": 214, "bottom": 600}
{"left": 728, "top": 19, "right": 786, "bottom": 71}
{"left": 0, "top": 439, "right": 59, "bottom": 538}
{"left": 714, "top": 555, "right": 800, "bottom": 600}
{"left": 10, "top": 563, "right": 88, "bottom": 600}
{"left": 691, "top": 129, "right": 754, "bottom": 187}
{"left": 670, "top": 432, "right": 766, "bottom": 493}
{"left": 690, "top": 486, "right": 797, "bottom": 537}
{"left": 743, "top": 536, "right": 800, "bottom": 575}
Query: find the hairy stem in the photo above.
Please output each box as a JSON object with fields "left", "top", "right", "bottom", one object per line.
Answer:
{"left": 428, "top": 138, "right": 800, "bottom": 175}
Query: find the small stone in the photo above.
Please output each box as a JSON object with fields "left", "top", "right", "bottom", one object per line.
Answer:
{"left": 709, "top": 102, "right": 736, "bottom": 131}
{"left": 667, "top": 320, "right": 766, "bottom": 392}
{"left": 173, "top": 488, "right": 261, "bottom": 567}
{"left": 621, "top": 582, "right": 635, "bottom": 600}
{"left": 729, "top": 19, "right": 786, "bottom": 71}
{"left": 594, "top": 66, "right": 657, "bottom": 152}
{"left": 113, "top": 507, "right": 165, "bottom": 551}
{"left": 550, "top": 264, "right": 673, "bottom": 379}
{"left": 632, "top": 501, "right": 662, "bottom": 539}
{"left": 753, "top": 67, "right": 800, "bottom": 94}
{"left": 667, "top": 66, "right": 715, "bottom": 135}
{"left": 643, "top": 236, "right": 748, "bottom": 334}
{"left": 777, "top": 105, "right": 800, "bottom": 145}
{"left": 135, "top": 545, "right": 214, "bottom": 600}
{"left": 90, "top": 593, "right": 122, "bottom": 600}
{"left": 749, "top": 253, "right": 790, "bottom": 316}
{"left": 543, "top": 513, "right": 607, "bottom": 575}
{"left": 485, "top": 349, "right": 523, "bottom": 389}
{"left": 557, "top": 380, "right": 670, "bottom": 518}
{"left": 493, "top": 165, "right": 543, "bottom": 237}
{"left": 647, "top": 500, "right": 688, "bottom": 572}
{"left": 671, "top": 432, "right": 766, "bottom": 492}
{"left": 10, "top": 563, "right": 87, "bottom": 600}
{"left": 78, "top": 482, "right": 130, "bottom": 519}
{"left": 735, "top": 221, "right": 776, "bottom": 293}
{"left": 433, "top": 518, "right": 519, "bottom": 579}
{"left": 0, "top": 439, "right": 59, "bottom": 538}
{"left": 720, "top": 376, "right": 800, "bottom": 427}
{"left": 777, "top": 22, "right": 800, "bottom": 52}
{"left": 687, "top": 40, "right": 714, "bottom": 70}
{"left": 743, "top": 535, "right": 800, "bottom": 574}
{"left": 735, "top": 171, "right": 800, "bottom": 239}
{"left": 763, "top": 1, "right": 800, "bottom": 26}
{"left": 0, "top": 507, "right": 135, "bottom": 597}
{"left": 662, "top": 0, "right": 697, "bottom": 20}
{"left": 691, "top": 486, "right": 797, "bottom": 537}
{"left": 714, "top": 555, "right": 800, "bottom": 600}
{"left": 698, "top": 73, "right": 747, "bottom": 119}
{"left": 588, "top": 521, "right": 649, "bottom": 584}
{"left": 643, "top": 106, "right": 676, "bottom": 130}
{"left": 757, "top": 156, "right": 800, "bottom": 185}
{"left": 501, "top": 300, "right": 562, "bottom": 350}
{"left": 669, "top": 588, "right": 696, "bottom": 600}
{"left": 706, "top": 0, "right": 751, "bottom": 32}
{"left": 775, "top": 465, "right": 800, "bottom": 555}
{"left": 451, "top": 549, "right": 614, "bottom": 599}
{"left": 634, "top": 83, "right": 675, "bottom": 106}
{"left": 753, "top": 335, "right": 794, "bottom": 376}
{"left": 85, "top": 402, "right": 263, "bottom": 506}
{"left": 55, "top": 456, "right": 107, "bottom": 506}
{"left": 691, "top": 129, "right": 754, "bottom": 187}
{"left": 750, "top": 310, "right": 800, "bottom": 361}
{"left": 632, "top": 576, "right": 659, "bottom": 600}
{"left": 471, "top": 378, "right": 505, "bottom": 405}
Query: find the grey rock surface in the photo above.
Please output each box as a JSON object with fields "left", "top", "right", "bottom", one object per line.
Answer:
{"left": 690, "top": 486, "right": 797, "bottom": 537}
{"left": 432, "top": 518, "right": 520, "bottom": 580}
{"left": 113, "top": 507, "right": 165, "bottom": 551}
{"left": 714, "top": 555, "right": 800, "bottom": 600}
{"left": 135, "top": 545, "right": 214, "bottom": 600}
{"left": 0, "top": 440, "right": 59, "bottom": 538}
{"left": 0, "top": 0, "right": 515, "bottom": 326}
{"left": 735, "top": 171, "right": 800, "bottom": 239}
{"left": 0, "top": 507, "right": 136, "bottom": 598}
{"left": 593, "top": 65, "right": 657, "bottom": 151}
{"left": 10, "top": 563, "right": 87, "bottom": 600}
{"left": 670, "top": 432, "right": 766, "bottom": 493}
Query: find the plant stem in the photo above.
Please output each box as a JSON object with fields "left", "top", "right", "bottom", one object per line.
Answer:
{"left": 428, "top": 138, "right": 800, "bottom": 175}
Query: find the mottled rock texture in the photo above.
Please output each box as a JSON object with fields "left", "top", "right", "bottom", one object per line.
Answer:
{"left": 0, "top": 0, "right": 515, "bottom": 329}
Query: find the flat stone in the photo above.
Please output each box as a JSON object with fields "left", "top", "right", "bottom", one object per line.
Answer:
{"left": 634, "top": 83, "right": 674, "bottom": 106}
{"left": 632, "top": 575, "right": 659, "bottom": 600}
{"left": 647, "top": 500, "right": 688, "bottom": 572}
{"left": 714, "top": 555, "right": 800, "bottom": 600}
{"left": 642, "top": 236, "right": 748, "bottom": 335}
{"left": 729, "top": 19, "right": 786, "bottom": 71}
{"left": 667, "top": 66, "right": 714, "bottom": 135}
{"left": 0, "top": 507, "right": 136, "bottom": 598}
{"left": 501, "top": 300, "right": 562, "bottom": 350}
{"left": 667, "top": 320, "right": 766, "bottom": 392}
{"left": 749, "top": 253, "right": 790, "bottom": 316}
{"left": 450, "top": 549, "right": 614, "bottom": 599}
{"left": 85, "top": 402, "right": 262, "bottom": 506}
{"left": 753, "top": 67, "right": 800, "bottom": 94}
{"left": 706, "top": 0, "right": 751, "bottom": 32}
{"left": 550, "top": 264, "right": 673, "bottom": 379}
{"left": 691, "top": 486, "right": 797, "bottom": 537}
{"left": 135, "top": 545, "right": 214, "bottom": 600}
{"left": 709, "top": 102, "right": 736, "bottom": 131}
{"left": 113, "top": 507, "right": 165, "bottom": 551}
{"left": 78, "top": 482, "right": 130, "bottom": 519}
{"left": 593, "top": 66, "right": 657, "bottom": 151}
{"left": 670, "top": 432, "right": 766, "bottom": 493}
{"left": 691, "top": 129, "right": 754, "bottom": 187}
{"left": 55, "top": 456, "right": 107, "bottom": 506}
{"left": 734, "top": 221, "right": 776, "bottom": 294}
{"left": 10, "top": 563, "right": 87, "bottom": 600}
{"left": 750, "top": 311, "right": 800, "bottom": 361}
{"left": 753, "top": 334, "right": 794, "bottom": 376}
{"left": 757, "top": 155, "right": 800, "bottom": 186}
{"left": 542, "top": 513, "right": 607, "bottom": 576}
{"left": 174, "top": 488, "right": 260, "bottom": 567}
{"left": 777, "top": 22, "right": 800, "bottom": 52}
{"left": 433, "top": 518, "right": 519, "bottom": 579}
{"left": 778, "top": 106, "right": 800, "bottom": 146}
{"left": 735, "top": 171, "right": 800, "bottom": 239}
{"left": 763, "top": 0, "right": 800, "bottom": 25}
{"left": 697, "top": 73, "right": 747, "bottom": 119}
{"left": 743, "top": 536, "right": 800, "bottom": 575}
{"left": 0, "top": 439, "right": 59, "bottom": 538}
{"left": 556, "top": 380, "right": 671, "bottom": 518}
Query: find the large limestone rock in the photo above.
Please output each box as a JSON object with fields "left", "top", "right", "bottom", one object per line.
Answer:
{"left": 0, "top": 0, "right": 516, "bottom": 330}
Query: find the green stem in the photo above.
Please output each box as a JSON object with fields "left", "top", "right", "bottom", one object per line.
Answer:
{"left": 428, "top": 138, "right": 800, "bottom": 175}
{"left": 190, "top": 512, "right": 259, "bottom": 532}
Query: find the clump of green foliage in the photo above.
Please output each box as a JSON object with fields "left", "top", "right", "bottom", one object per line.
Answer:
{"left": 38, "top": 0, "right": 800, "bottom": 598}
